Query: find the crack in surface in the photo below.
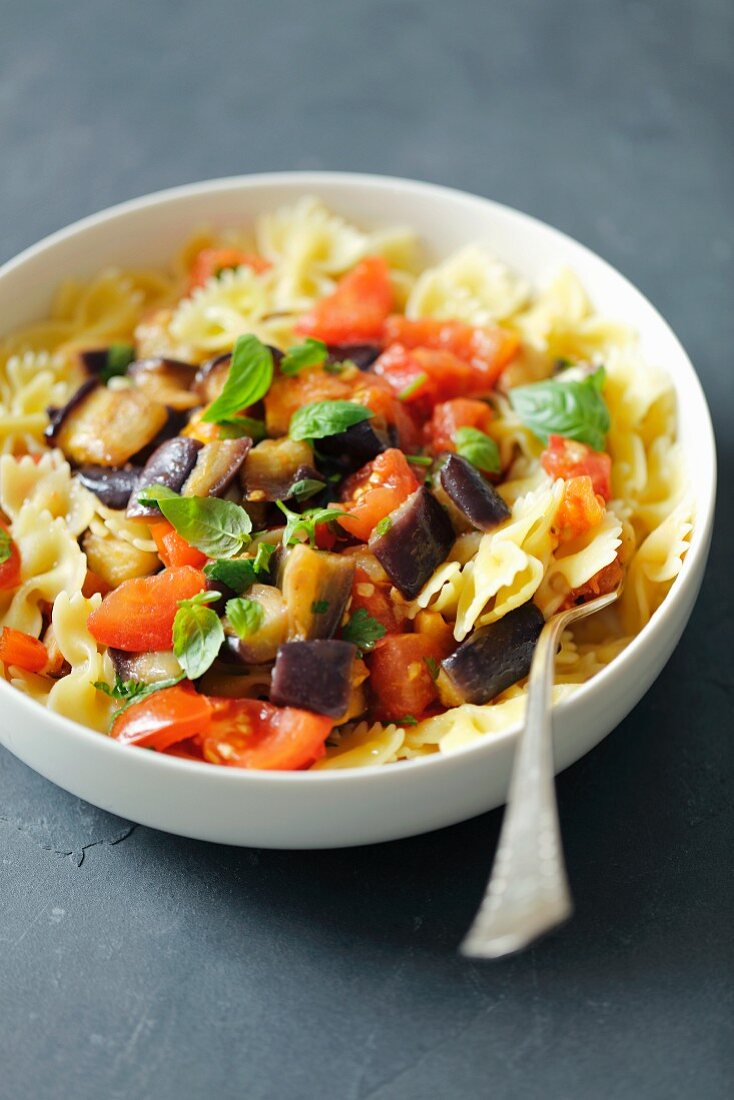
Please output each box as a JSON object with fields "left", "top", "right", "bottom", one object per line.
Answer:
{"left": 0, "top": 816, "right": 138, "bottom": 866}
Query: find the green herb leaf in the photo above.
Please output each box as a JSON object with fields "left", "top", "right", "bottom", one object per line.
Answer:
{"left": 0, "top": 528, "right": 12, "bottom": 565}
{"left": 289, "top": 400, "right": 372, "bottom": 441}
{"left": 203, "top": 543, "right": 275, "bottom": 593}
{"left": 508, "top": 366, "right": 610, "bottom": 451}
{"left": 323, "top": 359, "right": 352, "bottom": 375}
{"left": 101, "top": 343, "right": 135, "bottom": 383}
{"left": 217, "top": 415, "right": 267, "bottom": 442}
{"left": 398, "top": 373, "right": 428, "bottom": 401}
{"left": 405, "top": 454, "right": 432, "bottom": 467}
{"left": 341, "top": 608, "right": 386, "bottom": 653}
{"left": 280, "top": 338, "right": 327, "bottom": 376}
{"left": 201, "top": 335, "right": 274, "bottom": 424}
{"left": 453, "top": 427, "right": 501, "bottom": 474}
{"left": 399, "top": 714, "right": 418, "bottom": 726}
{"left": 373, "top": 515, "right": 393, "bottom": 538}
{"left": 424, "top": 656, "right": 440, "bottom": 682}
{"left": 173, "top": 593, "right": 224, "bottom": 680}
{"left": 226, "top": 596, "right": 265, "bottom": 639}
{"left": 253, "top": 542, "right": 276, "bottom": 574}
{"left": 289, "top": 477, "right": 326, "bottom": 502}
{"left": 93, "top": 672, "right": 185, "bottom": 727}
{"left": 276, "top": 500, "right": 347, "bottom": 547}
{"left": 311, "top": 599, "right": 329, "bottom": 614}
{"left": 138, "top": 487, "right": 252, "bottom": 558}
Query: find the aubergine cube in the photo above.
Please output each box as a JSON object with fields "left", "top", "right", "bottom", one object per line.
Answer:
{"left": 279, "top": 544, "right": 355, "bottom": 640}
{"left": 48, "top": 383, "right": 168, "bottom": 467}
{"left": 369, "top": 487, "right": 454, "bottom": 600}
{"left": 183, "top": 438, "right": 251, "bottom": 498}
{"left": 315, "top": 419, "right": 389, "bottom": 472}
{"left": 438, "top": 602, "right": 545, "bottom": 707}
{"left": 76, "top": 465, "right": 141, "bottom": 510}
{"left": 127, "top": 436, "right": 203, "bottom": 518}
{"left": 271, "top": 640, "right": 357, "bottom": 717}
{"left": 438, "top": 454, "right": 510, "bottom": 532}
{"left": 326, "top": 343, "right": 381, "bottom": 371}
{"left": 45, "top": 378, "right": 100, "bottom": 443}
{"left": 128, "top": 357, "right": 199, "bottom": 410}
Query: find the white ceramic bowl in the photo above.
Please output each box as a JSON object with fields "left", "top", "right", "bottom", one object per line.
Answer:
{"left": 0, "top": 174, "right": 715, "bottom": 848}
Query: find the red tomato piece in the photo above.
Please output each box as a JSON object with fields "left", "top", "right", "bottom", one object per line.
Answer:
{"left": 541, "top": 435, "right": 612, "bottom": 501}
{"left": 0, "top": 627, "right": 48, "bottom": 673}
{"left": 425, "top": 398, "right": 494, "bottom": 453}
{"left": 0, "top": 522, "right": 21, "bottom": 591}
{"left": 87, "top": 566, "right": 207, "bottom": 652}
{"left": 555, "top": 476, "right": 605, "bottom": 543}
{"left": 367, "top": 633, "right": 443, "bottom": 722}
{"left": 338, "top": 449, "right": 419, "bottom": 542}
{"left": 372, "top": 345, "right": 478, "bottom": 411}
{"left": 352, "top": 375, "right": 422, "bottom": 452}
{"left": 149, "top": 520, "right": 208, "bottom": 569}
{"left": 296, "top": 256, "right": 393, "bottom": 343}
{"left": 382, "top": 316, "right": 520, "bottom": 389}
{"left": 188, "top": 247, "right": 270, "bottom": 291}
{"left": 560, "top": 557, "right": 623, "bottom": 610}
{"left": 349, "top": 566, "right": 405, "bottom": 634}
{"left": 200, "top": 697, "right": 332, "bottom": 770}
{"left": 112, "top": 683, "right": 213, "bottom": 750}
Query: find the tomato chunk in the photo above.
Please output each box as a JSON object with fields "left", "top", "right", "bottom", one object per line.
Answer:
{"left": 149, "top": 520, "right": 208, "bottom": 569}
{"left": 541, "top": 435, "right": 612, "bottom": 501}
{"left": 425, "top": 398, "right": 494, "bottom": 454}
{"left": 0, "top": 522, "right": 21, "bottom": 591}
{"left": 349, "top": 566, "right": 405, "bottom": 634}
{"left": 555, "top": 476, "right": 605, "bottom": 543}
{"left": 188, "top": 247, "right": 270, "bottom": 291}
{"left": 382, "top": 316, "right": 519, "bottom": 389}
{"left": 372, "top": 345, "right": 478, "bottom": 411}
{"left": 200, "top": 697, "right": 332, "bottom": 770}
{"left": 88, "top": 566, "right": 207, "bottom": 652}
{"left": 112, "top": 683, "right": 213, "bottom": 750}
{"left": 367, "top": 633, "right": 443, "bottom": 722}
{"left": 338, "top": 449, "right": 419, "bottom": 542}
{"left": 0, "top": 627, "right": 47, "bottom": 673}
{"left": 296, "top": 256, "right": 393, "bottom": 343}
{"left": 561, "top": 557, "right": 623, "bottom": 610}
{"left": 264, "top": 366, "right": 354, "bottom": 436}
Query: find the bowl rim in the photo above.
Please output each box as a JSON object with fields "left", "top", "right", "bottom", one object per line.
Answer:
{"left": 0, "top": 170, "right": 717, "bottom": 787}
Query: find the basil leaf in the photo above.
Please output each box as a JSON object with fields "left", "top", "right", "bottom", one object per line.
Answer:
{"left": 94, "top": 672, "right": 185, "bottom": 728}
{"left": 101, "top": 343, "right": 135, "bottom": 383}
{"left": 253, "top": 542, "right": 276, "bottom": 573}
{"left": 138, "top": 487, "right": 252, "bottom": 558}
{"left": 204, "top": 543, "right": 275, "bottom": 593}
{"left": 217, "top": 415, "right": 267, "bottom": 442}
{"left": 225, "top": 597, "right": 265, "bottom": 640}
{"left": 290, "top": 477, "right": 326, "bottom": 502}
{"left": 276, "top": 500, "right": 347, "bottom": 547}
{"left": 280, "top": 338, "right": 327, "bottom": 376}
{"left": 0, "top": 528, "right": 12, "bottom": 565}
{"left": 341, "top": 608, "right": 386, "bottom": 653}
{"left": 508, "top": 367, "right": 610, "bottom": 451}
{"left": 289, "top": 400, "right": 372, "bottom": 441}
{"left": 173, "top": 595, "right": 224, "bottom": 680}
{"left": 201, "top": 335, "right": 274, "bottom": 424}
{"left": 453, "top": 427, "right": 501, "bottom": 474}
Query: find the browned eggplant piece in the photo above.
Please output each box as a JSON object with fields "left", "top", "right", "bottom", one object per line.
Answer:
{"left": 82, "top": 531, "right": 160, "bottom": 587}
{"left": 438, "top": 602, "right": 545, "bottom": 707}
{"left": 182, "top": 438, "right": 252, "bottom": 498}
{"left": 326, "top": 343, "right": 381, "bottom": 371}
{"left": 76, "top": 465, "right": 141, "bottom": 510}
{"left": 314, "top": 419, "right": 389, "bottom": 472}
{"left": 128, "top": 357, "right": 200, "bottom": 410}
{"left": 437, "top": 454, "right": 510, "bottom": 532}
{"left": 48, "top": 383, "right": 168, "bottom": 467}
{"left": 77, "top": 348, "right": 112, "bottom": 375}
{"left": 222, "top": 583, "right": 288, "bottom": 664}
{"left": 241, "top": 438, "right": 318, "bottom": 502}
{"left": 270, "top": 640, "right": 357, "bottom": 716}
{"left": 109, "top": 648, "right": 183, "bottom": 684}
{"left": 127, "top": 436, "right": 202, "bottom": 518}
{"left": 193, "top": 353, "right": 231, "bottom": 404}
{"left": 279, "top": 544, "right": 355, "bottom": 640}
{"left": 369, "top": 487, "right": 454, "bottom": 600}
{"left": 45, "top": 378, "right": 99, "bottom": 442}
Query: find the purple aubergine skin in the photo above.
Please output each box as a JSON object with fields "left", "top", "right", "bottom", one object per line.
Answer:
{"left": 126, "top": 436, "right": 203, "bottom": 518}
{"left": 440, "top": 602, "right": 545, "bottom": 705}
{"left": 439, "top": 453, "right": 511, "bottom": 531}
{"left": 369, "top": 487, "right": 455, "bottom": 600}
{"left": 315, "top": 418, "right": 390, "bottom": 471}
{"left": 325, "top": 343, "right": 381, "bottom": 371}
{"left": 77, "top": 348, "right": 112, "bottom": 375}
{"left": 44, "top": 378, "right": 100, "bottom": 443}
{"left": 76, "top": 465, "right": 141, "bottom": 510}
{"left": 270, "top": 640, "right": 357, "bottom": 717}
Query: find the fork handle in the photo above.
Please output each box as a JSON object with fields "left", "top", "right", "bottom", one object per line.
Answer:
{"left": 460, "top": 613, "right": 572, "bottom": 958}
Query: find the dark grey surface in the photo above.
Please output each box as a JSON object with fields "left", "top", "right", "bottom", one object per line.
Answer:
{"left": 1, "top": 0, "right": 732, "bottom": 1097}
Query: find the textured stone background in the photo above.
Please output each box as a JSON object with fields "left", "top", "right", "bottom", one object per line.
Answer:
{"left": 1, "top": 1, "right": 732, "bottom": 1097}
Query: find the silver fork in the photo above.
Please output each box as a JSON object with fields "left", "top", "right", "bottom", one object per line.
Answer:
{"left": 460, "top": 587, "right": 621, "bottom": 959}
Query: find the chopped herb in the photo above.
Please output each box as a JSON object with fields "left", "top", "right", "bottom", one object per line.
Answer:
{"left": 399, "top": 715, "right": 418, "bottom": 726}
{"left": 311, "top": 599, "right": 330, "bottom": 614}
{"left": 508, "top": 366, "right": 609, "bottom": 451}
{"left": 554, "top": 357, "right": 576, "bottom": 372}
{"left": 94, "top": 672, "right": 185, "bottom": 727}
{"left": 405, "top": 454, "right": 432, "bottom": 466}
{"left": 253, "top": 542, "right": 276, "bottom": 574}
{"left": 280, "top": 338, "right": 327, "bottom": 376}
{"left": 0, "top": 528, "right": 12, "bottom": 565}
{"left": 289, "top": 477, "right": 327, "bottom": 502}
{"left": 323, "top": 359, "right": 350, "bottom": 375}
{"left": 138, "top": 486, "right": 251, "bottom": 558}
{"left": 101, "top": 343, "right": 135, "bottom": 383}
{"left": 453, "top": 427, "right": 501, "bottom": 474}
{"left": 201, "top": 334, "right": 274, "bottom": 424}
{"left": 276, "top": 500, "right": 347, "bottom": 547}
{"left": 397, "top": 373, "right": 428, "bottom": 401}
{"left": 217, "top": 415, "right": 267, "bottom": 442}
{"left": 172, "top": 590, "right": 224, "bottom": 680}
{"left": 373, "top": 515, "right": 393, "bottom": 538}
{"left": 424, "top": 656, "right": 440, "bottom": 682}
{"left": 341, "top": 608, "right": 386, "bottom": 653}
{"left": 289, "top": 400, "right": 373, "bottom": 441}
{"left": 226, "top": 596, "right": 265, "bottom": 640}
{"left": 204, "top": 542, "right": 275, "bottom": 593}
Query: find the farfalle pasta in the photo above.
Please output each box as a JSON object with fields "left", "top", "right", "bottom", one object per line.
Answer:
{"left": 0, "top": 196, "right": 690, "bottom": 769}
